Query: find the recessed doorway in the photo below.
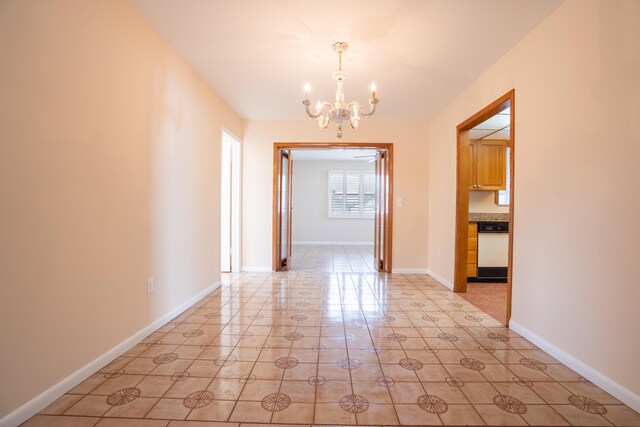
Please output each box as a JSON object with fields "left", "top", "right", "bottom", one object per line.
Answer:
{"left": 220, "top": 130, "right": 241, "bottom": 273}
{"left": 454, "top": 90, "right": 515, "bottom": 326}
{"left": 272, "top": 142, "right": 393, "bottom": 273}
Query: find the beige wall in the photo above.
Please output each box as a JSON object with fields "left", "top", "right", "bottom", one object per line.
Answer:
{"left": 427, "top": 0, "right": 640, "bottom": 404}
{"left": 0, "top": 0, "right": 241, "bottom": 418}
{"left": 242, "top": 120, "right": 429, "bottom": 271}
{"left": 469, "top": 191, "right": 509, "bottom": 214}
{"left": 292, "top": 160, "right": 374, "bottom": 243}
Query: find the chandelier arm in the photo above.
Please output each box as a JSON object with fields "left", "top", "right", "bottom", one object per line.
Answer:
{"left": 359, "top": 98, "right": 379, "bottom": 117}
{"left": 303, "top": 99, "right": 323, "bottom": 119}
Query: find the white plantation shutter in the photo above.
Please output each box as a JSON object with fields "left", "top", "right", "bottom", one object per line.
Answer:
{"left": 363, "top": 172, "right": 375, "bottom": 213}
{"left": 345, "top": 172, "right": 360, "bottom": 213}
{"left": 329, "top": 172, "right": 344, "bottom": 215}
{"left": 328, "top": 170, "right": 375, "bottom": 217}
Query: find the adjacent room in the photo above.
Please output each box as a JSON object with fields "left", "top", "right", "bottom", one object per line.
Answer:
{"left": 1, "top": 1, "right": 639, "bottom": 426}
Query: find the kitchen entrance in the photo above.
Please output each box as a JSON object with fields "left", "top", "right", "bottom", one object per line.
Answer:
{"left": 453, "top": 90, "right": 514, "bottom": 325}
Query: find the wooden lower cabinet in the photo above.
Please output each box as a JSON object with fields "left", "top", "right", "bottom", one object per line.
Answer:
{"left": 467, "top": 222, "right": 478, "bottom": 278}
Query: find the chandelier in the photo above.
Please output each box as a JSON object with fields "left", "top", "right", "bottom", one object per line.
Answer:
{"left": 302, "top": 42, "right": 378, "bottom": 139}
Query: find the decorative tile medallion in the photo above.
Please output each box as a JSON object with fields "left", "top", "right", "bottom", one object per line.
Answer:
{"left": 399, "top": 357, "right": 423, "bottom": 371}
{"left": 569, "top": 395, "right": 607, "bottom": 414}
{"left": 214, "top": 354, "right": 238, "bottom": 367}
{"left": 520, "top": 357, "right": 547, "bottom": 370}
{"left": 479, "top": 345, "right": 495, "bottom": 353}
{"left": 487, "top": 332, "right": 510, "bottom": 342}
{"left": 437, "top": 333, "right": 458, "bottom": 342}
{"left": 424, "top": 346, "right": 439, "bottom": 353}
{"left": 339, "top": 394, "right": 369, "bottom": 413}
{"left": 460, "top": 357, "right": 485, "bottom": 371}
{"left": 183, "top": 390, "right": 215, "bottom": 409}
{"left": 106, "top": 388, "right": 140, "bottom": 406}
{"left": 464, "top": 315, "right": 483, "bottom": 322}
{"left": 417, "top": 394, "right": 448, "bottom": 414}
{"left": 284, "top": 332, "right": 304, "bottom": 341}
{"left": 513, "top": 376, "right": 533, "bottom": 387}
{"left": 275, "top": 356, "right": 299, "bottom": 369}
{"left": 171, "top": 372, "right": 190, "bottom": 382}
{"left": 261, "top": 392, "right": 291, "bottom": 412}
{"left": 377, "top": 376, "right": 395, "bottom": 387}
{"left": 291, "top": 314, "right": 307, "bottom": 321}
{"left": 153, "top": 353, "right": 178, "bottom": 365}
{"left": 104, "top": 368, "right": 125, "bottom": 379}
{"left": 308, "top": 375, "right": 325, "bottom": 386}
{"left": 446, "top": 376, "right": 464, "bottom": 387}
{"left": 183, "top": 329, "right": 204, "bottom": 338}
{"left": 239, "top": 374, "right": 257, "bottom": 384}
{"left": 387, "top": 333, "right": 407, "bottom": 342}
{"left": 337, "top": 358, "right": 361, "bottom": 370}
{"left": 493, "top": 394, "right": 527, "bottom": 414}
{"left": 145, "top": 340, "right": 162, "bottom": 348}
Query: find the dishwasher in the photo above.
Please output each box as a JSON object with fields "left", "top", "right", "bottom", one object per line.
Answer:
{"left": 476, "top": 221, "right": 509, "bottom": 281}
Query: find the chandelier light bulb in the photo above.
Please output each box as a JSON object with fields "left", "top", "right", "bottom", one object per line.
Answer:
{"left": 304, "top": 83, "right": 311, "bottom": 93}
{"left": 370, "top": 82, "right": 376, "bottom": 91}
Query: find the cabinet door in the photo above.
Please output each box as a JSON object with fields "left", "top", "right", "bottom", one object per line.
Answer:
{"left": 476, "top": 140, "right": 506, "bottom": 190}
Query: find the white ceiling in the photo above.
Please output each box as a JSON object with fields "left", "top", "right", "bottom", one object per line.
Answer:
{"left": 292, "top": 149, "right": 377, "bottom": 162}
{"left": 470, "top": 107, "right": 510, "bottom": 140}
{"left": 129, "top": 0, "right": 563, "bottom": 120}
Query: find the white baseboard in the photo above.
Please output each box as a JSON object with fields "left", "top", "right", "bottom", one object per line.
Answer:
{"left": 0, "top": 281, "right": 221, "bottom": 427}
{"left": 509, "top": 320, "right": 640, "bottom": 413}
{"left": 292, "top": 241, "right": 373, "bottom": 245}
{"left": 241, "top": 266, "right": 272, "bottom": 272}
{"left": 425, "top": 269, "right": 454, "bottom": 290}
{"left": 392, "top": 268, "right": 428, "bottom": 274}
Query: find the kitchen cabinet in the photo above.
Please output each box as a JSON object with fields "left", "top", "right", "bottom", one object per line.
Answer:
{"left": 467, "top": 222, "right": 477, "bottom": 278}
{"left": 469, "top": 139, "right": 507, "bottom": 191}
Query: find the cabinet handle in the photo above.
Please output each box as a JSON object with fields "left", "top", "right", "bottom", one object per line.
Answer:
{"left": 478, "top": 184, "right": 482, "bottom": 188}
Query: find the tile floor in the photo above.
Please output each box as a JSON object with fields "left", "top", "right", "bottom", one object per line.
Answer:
{"left": 25, "top": 272, "right": 640, "bottom": 426}
{"left": 459, "top": 283, "right": 508, "bottom": 325}
{"left": 290, "top": 244, "right": 376, "bottom": 272}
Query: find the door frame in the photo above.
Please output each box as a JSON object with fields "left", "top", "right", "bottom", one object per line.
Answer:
{"left": 453, "top": 90, "right": 515, "bottom": 325}
{"left": 272, "top": 142, "right": 394, "bottom": 272}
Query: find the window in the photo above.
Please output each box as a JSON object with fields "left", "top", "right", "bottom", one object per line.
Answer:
{"left": 497, "top": 147, "right": 511, "bottom": 205}
{"left": 328, "top": 170, "right": 375, "bottom": 218}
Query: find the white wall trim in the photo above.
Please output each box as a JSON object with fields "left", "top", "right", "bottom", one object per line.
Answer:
{"left": 0, "top": 281, "right": 221, "bottom": 427}
{"left": 425, "top": 269, "right": 454, "bottom": 290}
{"left": 292, "top": 241, "right": 372, "bottom": 245}
{"left": 241, "top": 266, "right": 272, "bottom": 272}
{"left": 392, "top": 268, "right": 428, "bottom": 274}
{"left": 509, "top": 320, "right": 640, "bottom": 413}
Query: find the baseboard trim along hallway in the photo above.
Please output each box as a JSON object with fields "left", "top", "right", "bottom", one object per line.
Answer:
{"left": 509, "top": 320, "right": 640, "bottom": 413}
{"left": 0, "top": 281, "right": 221, "bottom": 427}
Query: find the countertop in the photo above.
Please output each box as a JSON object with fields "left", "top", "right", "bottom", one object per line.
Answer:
{"left": 469, "top": 212, "right": 509, "bottom": 222}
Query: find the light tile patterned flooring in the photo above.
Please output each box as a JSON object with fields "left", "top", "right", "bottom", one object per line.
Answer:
{"left": 26, "top": 272, "right": 640, "bottom": 426}
{"left": 290, "top": 244, "right": 376, "bottom": 272}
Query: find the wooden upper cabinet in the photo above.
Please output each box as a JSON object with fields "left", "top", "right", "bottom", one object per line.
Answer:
{"left": 469, "top": 139, "right": 506, "bottom": 191}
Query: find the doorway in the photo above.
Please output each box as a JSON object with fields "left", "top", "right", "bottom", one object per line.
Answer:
{"left": 272, "top": 142, "right": 393, "bottom": 273}
{"left": 220, "top": 130, "right": 241, "bottom": 273}
{"left": 454, "top": 90, "right": 515, "bottom": 325}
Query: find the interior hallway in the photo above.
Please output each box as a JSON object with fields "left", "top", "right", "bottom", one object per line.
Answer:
{"left": 23, "top": 272, "right": 640, "bottom": 426}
